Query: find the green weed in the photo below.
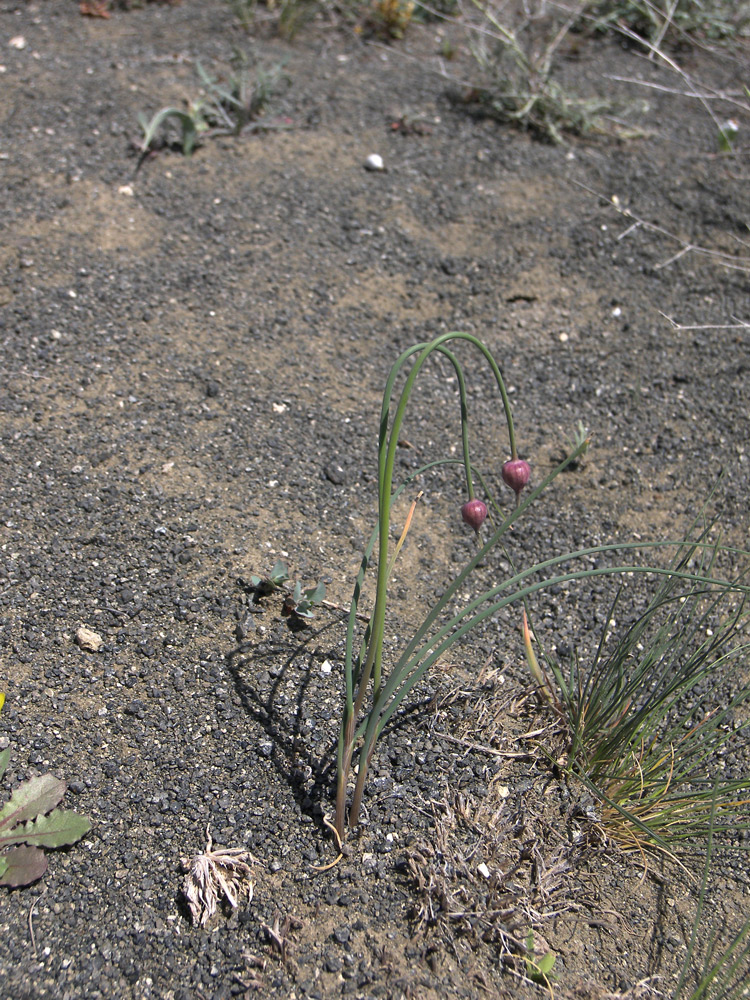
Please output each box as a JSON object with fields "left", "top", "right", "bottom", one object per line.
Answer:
{"left": 0, "top": 747, "right": 91, "bottom": 888}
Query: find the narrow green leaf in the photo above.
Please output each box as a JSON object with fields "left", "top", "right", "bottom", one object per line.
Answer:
{"left": 182, "top": 121, "right": 198, "bottom": 157}
{"left": 0, "top": 774, "right": 66, "bottom": 833}
{"left": 0, "top": 845, "right": 48, "bottom": 887}
{"left": 138, "top": 107, "right": 186, "bottom": 151}
{"left": 0, "top": 748, "right": 10, "bottom": 784}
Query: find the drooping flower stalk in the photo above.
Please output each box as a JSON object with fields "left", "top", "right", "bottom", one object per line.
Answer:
{"left": 335, "top": 332, "right": 520, "bottom": 838}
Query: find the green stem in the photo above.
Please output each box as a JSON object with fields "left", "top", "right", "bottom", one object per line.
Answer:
{"left": 340, "top": 333, "right": 517, "bottom": 833}
{"left": 335, "top": 457, "right": 465, "bottom": 839}
{"left": 358, "top": 337, "right": 511, "bottom": 716}
{"left": 346, "top": 439, "right": 588, "bottom": 829}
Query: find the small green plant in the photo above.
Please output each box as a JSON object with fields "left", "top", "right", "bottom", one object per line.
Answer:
{"left": 137, "top": 51, "right": 287, "bottom": 159}
{"left": 227, "top": 0, "right": 257, "bottom": 30}
{"left": 565, "top": 419, "right": 590, "bottom": 458}
{"left": 196, "top": 51, "right": 287, "bottom": 137}
{"left": 454, "top": 0, "right": 616, "bottom": 143}
{"left": 282, "top": 579, "right": 326, "bottom": 621}
{"left": 249, "top": 559, "right": 290, "bottom": 595}
{"left": 583, "top": 0, "right": 745, "bottom": 43}
{"left": 373, "top": 0, "right": 415, "bottom": 38}
{"left": 0, "top": 748, "right": 91, "bottom": 888}
{"left": 249, "top": 561, "right": 326, "bottom": 622}
{"left": 137, "top": 101, "right": 208, "bottom": 157}
{"left": 717, "top": 118, "right": 739, "bottom": 153}
{"left": 561, "top": 419, "right": 591, "bottom": 470}
{"left": 226, "top": 0, "right": 314, "bottom": 39}
{"left": 524, "top": 930, "right": 557, "bottom": 988}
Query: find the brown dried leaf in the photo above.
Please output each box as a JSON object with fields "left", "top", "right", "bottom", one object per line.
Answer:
{"left": 181, "top": 830, "right": 255, "bottom": 927}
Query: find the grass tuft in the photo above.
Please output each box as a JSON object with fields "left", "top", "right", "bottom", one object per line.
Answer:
{"left": 528, "top": 529, "right": 750, "bottom": 856}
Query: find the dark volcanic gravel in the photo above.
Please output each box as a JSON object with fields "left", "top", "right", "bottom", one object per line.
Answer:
{"left": 1, "top": 2, "right": 749, "bottom": 998}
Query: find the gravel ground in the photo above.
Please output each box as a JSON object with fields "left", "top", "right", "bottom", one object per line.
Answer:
{"left": 1, "top": 2, "right": 749, "bottom": 998}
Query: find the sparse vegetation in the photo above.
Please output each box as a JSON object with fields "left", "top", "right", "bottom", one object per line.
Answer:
{"left": 583, "top": 0, "right": 748, "bottom": 42}
{"left": 137, "top": 50, "right": 287, "bottom": 158}
{"left": 526, "top": 530, "right": 750, "bottom": 856}
{"left": 0, "top": 748, "right": 91, "bottom": 888}
{"left": 247, "top": 560, "right": 327, "bottom": 622}
{"left": 8, "top": 2, "right": 750, "bottom": 996}
{"left": 373, "top": 0, "right": 416, "bottom": 38}
{"left": 332, "top": 333, "right": 750, "bottom": 858}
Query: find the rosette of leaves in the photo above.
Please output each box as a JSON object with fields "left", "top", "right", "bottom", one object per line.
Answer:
{"left": 0, "top": 749, "right": 91, "bottom": 888}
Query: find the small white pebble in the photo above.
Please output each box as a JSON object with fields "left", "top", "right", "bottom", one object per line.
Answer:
{"left": 477, "top": 862, "right": 491, "bottom": 879}
{"left": 364, "top": 154, "right": 385, "bottom": 172}
{"left": 559, "top": 332, "right": 569, "bottom": 343}
{"left": 118, "top": 184, "right": 134, "bottom": 197}
{"left": 320, "top": 659, "right": 333, "bottom": 674}
{"left": 75, "top": 626, "right": 103, "bottom": 653}
{"left": 9, "top": 35, "right": 27, "bottom": 50}
{"left": 612, "top": 306, "right": 622, "bottom": 318}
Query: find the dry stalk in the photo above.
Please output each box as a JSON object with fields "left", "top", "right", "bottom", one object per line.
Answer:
{"left": 574, "top": 181, "right": 750, "bottom": 274}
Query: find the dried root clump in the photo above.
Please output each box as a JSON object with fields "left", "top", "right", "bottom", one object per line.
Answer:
{"left": 407, "top": 784, "right": 580, "bottom": 964}
{"left": 181, "top": 826, "right": 256, "bottom": 927}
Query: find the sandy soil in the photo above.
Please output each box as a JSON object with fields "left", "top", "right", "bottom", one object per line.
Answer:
{"left": 1, "top": 2, "right": 749, "bottom": 998}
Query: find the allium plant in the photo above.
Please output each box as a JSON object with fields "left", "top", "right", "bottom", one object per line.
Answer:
{"left": 333, "top": 332, "right": 750, "bottom": 849}
{"left": 334, "top": 332, "right": 587, "bottom": 839}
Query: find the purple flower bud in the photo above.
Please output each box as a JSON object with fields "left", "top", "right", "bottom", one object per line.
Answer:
{"left": 461, "top": 499, "right": 487, "bottom": 533}
{"left": 502, "top": 459, "right": 531, "bottom": 496}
